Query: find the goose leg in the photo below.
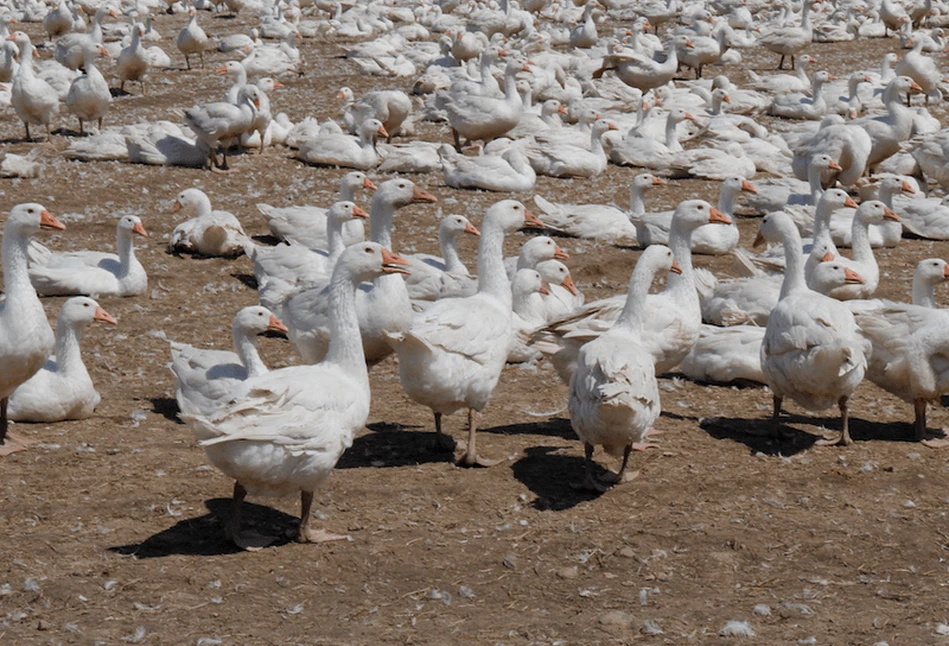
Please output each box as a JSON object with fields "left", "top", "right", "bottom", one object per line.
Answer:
{"left": 572, "top": 442, "right": 610, "bottom": 492}
{"left": 452, "top": 128, "right": 462, "bottom": 153}
{"left": 790, "top": 54, "right": 796, "bottom": 70}
{"left": 23, "top": 122, "right": 30, "bottom": 142}
{"left": 458, "top": 408, "right": 499, "bottom": 467}
{"left": 918, "top": 400, "right": 949, "bottom": 447}
{"left": 601, "top": 444, "right": 641, "bottom": 485}
{"left": 224, "top": 482, "right": 275, "bottom": 550}
{"left": 0, "top": 399, "right": 31, "bottom": 457}
{"left": 432, "top": 411, "right": 456, "bottom": 452}
{"left": 771, "top": 395, "right": 783, "bottom": 436}
{"left": 295, "top": 490, "right": 346, "bottom": 543}
{"left": 816, "top": 396, "right": 852, "bottom": 446}
{"left": 777, "top": 54, "right": 785, "bottom": 70}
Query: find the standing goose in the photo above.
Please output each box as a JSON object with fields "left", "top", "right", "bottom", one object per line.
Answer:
{"left": 9, "top": 32, "right": 60, "bottom": 141}
{"left": 184, "top": 84, "right": 262, "bottom": 171}
{"left": 177, "top": 7, "right": 209, "bottom": 70}
{"left": 7, "top": 297, "right": 116, "bottom": 422}
{"left": 54, "top": 5, "right": 115, "bottom": 70}
{"left": 759, "top": 0, "right": 813, "bottom": 70}
{"left": 0, "top": 204, "right": 65, "bottom": 455}
{"left": 759, "top": 211, "right": 869, "bottom": 446}
{"left": 180, "top": 243, "right": 410, "bottom": 549}
{"left": 65, "top": 44, "right": 112, "bottom": 135}
{"left": 385, "top": 200, "right": 544, "bottom": 467}
{"left": 593, "top": 36, "right": 693, "bottom": 92}
{"left": 569, "top": 245, "right": 679, "bottom": 492}
{"left": 115, "top": 23, "right": 148, "bottom": 95}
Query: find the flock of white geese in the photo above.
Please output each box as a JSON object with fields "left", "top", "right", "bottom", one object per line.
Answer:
{"left": 3, "top": 0, "right": 949, "bottom": 548}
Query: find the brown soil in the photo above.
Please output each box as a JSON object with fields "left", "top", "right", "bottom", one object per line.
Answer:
{"left": 3, "top": 9, "right": 949, "bottom": 646}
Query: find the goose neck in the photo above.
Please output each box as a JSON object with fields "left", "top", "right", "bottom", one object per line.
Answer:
{"left": 116, "top": 231, "right": 134, "bottom": 276}
{"left": 326, "top": 217, "right": 347, "bottom": 262}
{"left": 778, "top": 224, "right": 807, "bottom": 299}
{"left": 807, "top": 162, "right": 825, "bottom": 203}
{"left": 439, "top": 228, "right": 466, "bottom": 274}
{"left": 664, "top": 114, "right": 681, "bottom": 151}
{"left": 615, "top": 262, "right": 652, "bottom": 333}
{"left": 913, "top": 275, "right": 938, "bottom": 308}
{"left": 629, "top": 184, "right": 647, "bottom": 215}
{"left": 476, "top": 221, "right": 512, "bottom": 306}
{"left": 339, "top": 181, "right": 356, "bottom": 202}
{"left": 233, "top": 325, "right": 267, "bottom": 378}
{"left": 717, "top": 185, "right": 738, "bottom": 217}
{"left": 667, "top": 219, "right": 696, "bottom": 291}
{"left": 369, "top": 196, "right": 396, "bottom": 248}
{"left": 324, "top": 263, "right": 370, "bottom": 380}
{"left": 849, "top": 212, "right": 874, "bottom": 264}
{"left": 2, "top": 229, "right": 37, "bottom": 309}
{"left": 52, "top": 318, "right": 86, "bottom": 377}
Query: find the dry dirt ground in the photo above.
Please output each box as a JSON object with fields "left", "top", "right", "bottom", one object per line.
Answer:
{"left": 3, "top": 9, "right": 949, "bottom": 646}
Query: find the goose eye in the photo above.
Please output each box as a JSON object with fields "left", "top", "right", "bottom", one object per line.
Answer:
{"left": 365, "top": 247, "right": 372, "bottom": 253}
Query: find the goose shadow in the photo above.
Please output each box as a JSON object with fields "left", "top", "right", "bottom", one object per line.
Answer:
{"left": 336, "top": 421, "right": 457, "bottom": 469}
{"left": 231, "top": 272, "right": 259, "bottom": 290}
{"left": 510, "top": 445, "right": 608, "bottom": 511}
{"left": 108, "top": 498, "right": 294, "bottom": 558}
{"left": 479, "top": 417, "right": 576, "bottom": 440}
{"left": 150, "top": 397, "right": 183, "bottom": 425}
{"left": 251, "top": 234, "right": 282, "bottom": 246}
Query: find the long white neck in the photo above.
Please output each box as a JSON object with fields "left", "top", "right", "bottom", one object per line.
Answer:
{"left": 326, "top": 217, "right": 348, "bottom": 263}
{"left": 629, "top": 183, "right": 648, "bottom": 215}
{"left": 339, "top": 179, "right": 357, "bottom": 202}
{"left": 913, "top": 274, "right": 938, "bottom": 308}
{"left": 849, "top": 212, "right": 875, "bottom": 265}
{"left": 324, "top": 263, "right": 371, "bottom": 386}
{"left": 18, "top": 41, "right": 34, "bottom": 78}
{"left": 664, "top": 115, "right": 682, "bottom": 151}
{"left": 615, "top": 260, "right": 653, "bottom": 333}
{"left": 477, "top": 220, "right": 513, "bottom": 307}
{"left": 233, "top": 325, "right": 267, "bottom": 377}
{"left": 717, "top": 184, "right": 739, "bottom": 216}
{"left": 778, "top": 223, "right": 807, "bottom": 299}
{"left": 369, "top": 195, "right": 396, "bottom": 248}
{"left": 881, "top": 81, "right": 914, "bottom": 138}
{"left": 667, "top": 218, "right": 697, "bottom": 297}
{"left": 358, "top": 126, "right": 378, "bottom": 151}
{"left": 514, "top": 289, "right": 545, "bottom": 322}
{"left": 502, "top": 64, "right": 520, "bottom": 103}
{"left": 115, "top": 230, "right": 135, "bottom": 278}
{"left": 806, "top": 162, "right": 826, "bottom": 204}
{"left": 52, "top": 317, "right": 88, "bottom": 377}
{"left": 2, "top": 228, "right": 38, "bottom": 313}
{"left": 439, "top": 228, "right": 466, "bottom": 274}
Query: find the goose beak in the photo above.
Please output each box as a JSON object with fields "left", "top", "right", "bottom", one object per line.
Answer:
{"left": 557, "top": 103, "right": 568, "bottom": 115}
{"left": 4, "top": 34, "right": 14, "bottom": 41}
{"left": 336, "top": 90, "right": 346, "bottom": 99}
{"left": 708, "top": 206, "right": 731, "bottom": 225}
{"left": 216, "top": 65, "right": 228, "bottom": 75}
{"left": 132, "top": 221, "right": 149, "bottom": 237}
{"left": 723, "top": 94, "right": 732, "bottom": 103}
{"left": 381, "top": 248, "right": 410, "bottom": 274}
{"left": 40, "top": 209, "right": 65, "bottom": 231}
{"left": 684, "top": 112, "right": 696, "bottom": 121}
{"left": 684, "top": 39, "right": 694, "bottom": 48}
{"left": 901, "top": 180, "right": 916, "bottom": 194}
{"left": 844, "top": 267, "right": 864, "bottom": 284}
{"left": 523, "top": 208, "right": 544, "bottom": 228}
{"left": 376, "top": 124, "right": 389, "bottom": 138}
{"left": 521, "top": 63, "right": 532, "bottom": 72}
{"left": 883, "top": 206, "right": 900, "bottom": 222}
{"left": 252, "top": 97, "right": 261, "bottom": 110}
{"left": 670, "top": 259, "right": 682, "bottom": 275}
{"left": 553, "top": 245, "right": 569, "bottom": 260}
{"left": 411, "top": 186, "right": 437, "bottom": 203}
{"left": 273, "top": 81, "right": 285, "bottom": 89}
{"left": 651, "top": 176, "right": 667, "bottom": 186}
{"left": 352, "top": 205, "right": 369, "bottom": 219}
{"left": 561, "top": 273, "right": 578, "bottom": 296}
{"left": 607, "top": 121, "right": 618, "bottom": 130}
{"left": 740, "top": 179, "right": 756, "bottom": 193}
{"left": 363, "top": 177, "right": 377, "bottom": 190}
{"left": 109, "top": 9, "right": 117, "bottom": 17}
{"left": 944, "top": 264, "right": 949, "bottom": 279}
{"left": 828, "top": 160, "right": 843, "bottom": 171}
{"left": 93, "top": 306, "right": 117, "bottom": 325}
{"left": 171, "top": 199, "right": 182, "bottom": 213}
{"left": 827, "top": 73, "right": 837, "bottom": 81}
{"left": 910, "top": 80, "right": 924, "bottom": 93}
{"left": 752, "top": 231, "right": 766, "bottom": 248}
{"left": 844, "top": 196, "right": 858, "bottom": 208}
{"left": 820, "top": 251, "right": 835, "bottom": 262}
{"left": 267, "top": 314, "right": 289, "bottom": 334}
{"left": 464, "top": 221, "right": 481, "bottom": 236}
{"left": 538, "top": 284, "right": 550, "bottom": 295}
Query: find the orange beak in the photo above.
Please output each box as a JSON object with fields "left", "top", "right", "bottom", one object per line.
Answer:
{"left": 377, "top": 124, "right": 389, "bottom": 138}
{"left": 844, "top": 267, "right": 864, "bottom": 284}
{"left": 412, "top": 186, "right": 437, "bottom": 203}
{"left": 670, "top": 259, "right": 682, "bottom": 275}
{"left": 607, "top": 122, "right": 618, "bottom": 131}
{"left": 273, "top": 81, "right": 285, "bottom": 89}
{"left": 943, "top": 264, "right": 949, "bottom": 279}
{"left": 723, "top": 94, "right": 732, "bottom": 103}
{"left": 844, "top": 196, "right": 858, "bottom": 208}
{"left": 522, "top": 63, "right": 532, "bottom": 72}
{"left": 252, "top": 97, "right": 261, "bottom": 110}
{"left": 561, "top": 274, "right": 578, "bottom": 296}
{"left": 352, "top": 205, "right": 369, "bottom": 219}
{"left": 828, "top": 160, "right": 843, "bottom": 171}
{"left": 901, "top": 180, "right": 916, "bottom": 194}
{"left": 708, "top": 206, "right": 732, "bottom": 225}
{"left": 553, "top": 245, "right": 569, "bottom": 260}
{"left": 464, "top": 221, "right": 480, "bottom": 236}
{"left": 684, "top": 39, "right": 694, "bottom": 48}
{"left": 363, "top": 177, "right": 377, "bottom": 190}
{"left": 740, "top": 179, "right": 756, "bottom": 194}
{"left": 910, "top": 80, "right": 924, "bottom": 93}
{"left": 40, "top": 209, "right": 65, "bottom": 231}
{"left": 883, "top": 206, "right": 900, "bottom": 222}
{"left": 538, "top": 284, "right": 550, "bottom": 296}
{"left": 652, "top": 176, "right": 667, "bottom": 186}
{"left": 684, "top": 112, "right": 696, "bottom": 121}
{"left": 171, "top": 199, "right": 182, "bottom": 213}
{"left": 336, "top": 90, "right": 346, "bottom": 100}
{"left": 381, "top": 248, "right": 410, "bottom": 274}
{"left": 132, "top": 221, "right": 149, "bottom": 237}
{"left": 267, "top": 314, "right": 289, "bottom": 334}
{"left": 93, "top": 305, "right": 117, "bottom": 325}
{"left": 523, "top": 208, "right": 544, "bottom": 228}
{"left": 557, "top": 103, "right": 568, "bottom": 115}
{"left": 820, "top": 251, "right": 835, "bottom": 262}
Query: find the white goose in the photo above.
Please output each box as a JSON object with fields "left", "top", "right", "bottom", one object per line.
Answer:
{"left": 899, "top": 194, "right": 949, "bottom": 239}
{"left": 759, "top": 0, "right": 813, "bottom": 70}
{"left": 7, "top": 297, "right": 116, "bottom": 422}
{"left": 184, "top": 85, "right": 262, "bottom": 171}
{"left": 404, "top": 214, "right": 480, "bottom": 303}
{"left": 54, "top": 5, "right": 115, "bottom": 70}
{"left": 769, "top": 70, "right": 834, "bottom": 120}
{"left": 180, "top": 243, "right": 410, "bottom": 549}
{"left": 569, "top": 245, "right": 678, "bottom": 492}
{"left": 28, "top": 215, "right": 148, "bottom": 298}
{"left": 297, "top": 118, "right": 387, "bottom": 170}
{"left": 115, "top": 23, "right": 148, "bottom": 95}
{"left": 759, "top": 211, "right": 869, "bottom": 446}
{"left": 508, "top": 268, "right": 548, "bottom": 364}
{"left": 0, "top": 204, "right": 65, "bottom": 455}
{"left": 171, "top": 306, "right": 288, "bottom": 418}
{"left": 9, "top": 32, "right": 60, "bottom": 141}
{"left": 64, "top": 44, "right": 111, "bottom": 135}
{"left": 384, "top": 200, "right": 543, "bottom": 467}
{"left": 593, "top": 36, "right": 693, "bottom": 92}
{"left": 537, "top": 259, "right": 582, "bottom": 322}
{"left": 525, "top": 118, "right": 617, "bottom": 178}
{"left": 283, "top": 179, "right": 437, "bottom": 364}
{"left": 177, "top": 7, "right": 209, "bottom": 69}
{"left": 439, "top": 144, "right": 536, "bottom": 192}
{"left": 257, "top": 171, "right": 375, "bottom": 248}
{"left": 169, "top": 188, "right": 250, "bottom": 257}
{"left": 440, "top": 57, "right": 529, "bottom": 150}
{"left": 504, "top": 235, "right": 569, "bottom": 279}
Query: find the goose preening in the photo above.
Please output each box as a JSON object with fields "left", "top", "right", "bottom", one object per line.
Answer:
{"left": 28, "top": 215, "right": 148, "bottom": 298}
{"left": 0, "top": 204, "right": 65, "bottom": 455}
{"left": 569, "top": 245, "right": 679, "bottom": 492}
{"left": 7, "top": 297, "right": 116, "bottom": 422}
{"left": 180, "top": 243, "right": 410, "bottom": 549}
{"left": 171, "top": 306, "right": 288, "bottom": 418}
{"left": 169, "top": 188, "right": 250, "bottom": 257}
{"left": 758, "top": 212, "right": 869, "bottom": 447}
{"left": 384, "top": 200, "right": 544, "bottom": 467}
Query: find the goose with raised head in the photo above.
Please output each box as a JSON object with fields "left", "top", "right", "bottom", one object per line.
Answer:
{"left": 54, "top": 5, "right": 115, "bottom": 70}
{"left": 65, "top": 44, "right": 111, "bottom": 135}
{"left": 297, "top": 118, "right": 388, "bottom": 170}
{"left": 508, "top": 268, "right": 549, "bottom": 364}
{"left": 536, "top": 259, "right": 582, "bottom": 322}
{"left": 826, "top": 175, "right": 915, "bottom": 248}
{"left": 184, "top": 84, "right": 262, "bottom": 172}
{"left": 758, "top": 211, "right": 869, "bottom": 446}
{"left": 169, "top": 188, "right": 250, "bottom": 257}
{"left": 531, "top": 200, "right": 732, "bottom": 383}
{"left": 503, "top": 235, "right": 569, "bottom": 279}
{"left": 384, "top": 200, "right": 543, "bottom": 467}
{"left": 749, "top": 154, "right": 842, "bottom": 215}
{"left": 283, "top": 179, "right": 437, "bottom": 364}
{"left": 569, "top": 245, "right": 679, "bottom": 492}
{"left": 852, "top": 76, "right": 923, "bottom": 169}
{"left": 177, "top": 7, "right": 209, "bottom": 70}
{"left": 0, "top": 203, "right": 65, "bottom": 455}
{"left": 115, "top": 23, "right": 148, "bottom": 95}
{"left": 759, "top": 0, "right": 813, "bottom": 70}
{"left": 404, "top": 214, "right": 480, "bottom": 303}
{"left": 593, "top": 35, "right": 693, "bottom": 92}
{"left": 180, "top": 243, "right": 409, "bottom": 549}
{"left": 894, "top": 38, "right": 941, "bottom": 104}
{"left": 9, "top": 32, "right": 60, "bottom": 141}
{"left": 28, "top": 215, "right": 148, "bottom": 298}
{"left": 769, "top": 70, "right": 834, "bottom": 120}
{"left": 7, "top": 297, "right": 116, "bottom": 422}
{"left": 171, "top": 306, "right": 289, "bottom": 418}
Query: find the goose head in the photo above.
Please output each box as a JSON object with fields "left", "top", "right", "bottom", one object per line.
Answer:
{"left": 889, "top": 74, "right": 924, "bottom": 95}
{"left": 877, "top": 175, "right": 917, "bottom": 199}
{"left": 118, "top": 215, "right": 149, "bottom": 238}
{"left": 234, "top": 305, "right": 287, "bottom": 337}
{"left": 171, "top": 188, "right": 212, "bottom": 216}
{"left": 336, "top": 86, "right": 354, "bottom": 104}
{"left": 854, "top": 199, "right": 900, "bottom": 224}
{"left": 340, "top": 241, "right": 410, "bottom": 280}
{"left": 591, "top": 118, "right": 618, "bottom": 138}
{"left": 342, "top": 171, "right": 377, "bottom": 193}
{"left": 811, "top": 261, "right": 865, "bottom": 292}
{"left": 638, "top": 244, "right": 680, "bottom": 277}
{"left": 440, "top": 214, "right": 480, "bottom": 238}
{"left": 721, "top": 175, "right": 756, "bottom": 198}
{"left": 632, "top": 172, "right": 667, "bottom": 192}
{"left": 256, "top": 77, "right": 284, "bottom": 93}
{"left": 216, "top": 61, "right": 244, "bottom": 79}
{"left": 485, "top": 199, "right": 543, "bottom": 232}
{"left": 914, "top": 257, "right": 949, "bottom": 294}
{"left": 536, "top": 259, "right": 578, "bottom": 295}
{"left": 327, "top": 200, "right": 369, "bottom": 224}
{"left": 359, "top": 118, "right": 388, "bottom": 141}
{"left": 5, "top": 203, "right": 64, "bottom": 236}
{"left": 519, "top": 235, "right": 568, "bottom": 265}
{"left": 512, "top": 268, "right": 548, "bottom": 298}
{"left": 818, "top": 187, "right": 858, "bottom": 211}
{"left": 60, "top": 296, "right": 117, "bottom": 328}
{"left": 237, "top": 84, "right": 263, "bottom": 110}
{"left": 672, "top": 199, "right": 730, "bottom": 231}
{"left": 754, "top": 211, "right": 797, "bottom": 247}
{"left": 374, "top": 179, "right": 437, "bottom": 209}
